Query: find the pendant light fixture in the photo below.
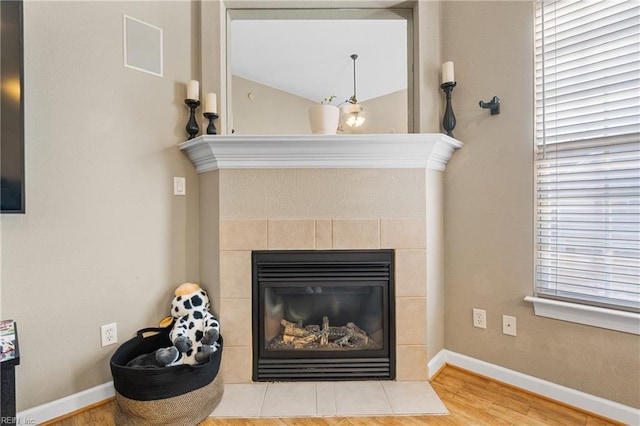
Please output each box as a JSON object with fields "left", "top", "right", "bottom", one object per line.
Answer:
{"left": 341, "top": 54, "right": 366, "bottom": 128}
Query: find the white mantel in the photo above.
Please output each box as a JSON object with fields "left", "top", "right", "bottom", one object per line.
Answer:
{"left": 179, "top": 134, "right": 463, "bottom": 172}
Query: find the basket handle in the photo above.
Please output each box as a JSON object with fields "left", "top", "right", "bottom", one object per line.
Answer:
{"left": 136, "top": 317, "right": 174, "bottom": 338}
{"left": 136, "top": 327, "right": 165, "bottom": 338}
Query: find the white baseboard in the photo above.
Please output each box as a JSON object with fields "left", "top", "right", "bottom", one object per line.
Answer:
{"left": 16, "top": 381, "right": 115, "bottom": 425}
{"left": 17, "top": 352, "right": 640, "bottom": 425}
{"left": 428, "top": 348, "right": 447, "bottom": 379}
{"left": 435, "top": 350, "right": 640, "bottom": 425}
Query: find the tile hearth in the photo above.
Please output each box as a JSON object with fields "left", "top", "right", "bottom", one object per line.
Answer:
{"left": 209, "top": 380, "right": 448, "bottom": 418}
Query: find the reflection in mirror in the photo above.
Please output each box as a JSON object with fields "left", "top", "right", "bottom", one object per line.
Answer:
{"left": 227, "top": 9, "right": 412, "bottom": 135}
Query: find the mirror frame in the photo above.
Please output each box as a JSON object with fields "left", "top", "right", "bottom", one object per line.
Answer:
{"left": 225, "top": 7, "right": 415, "bottom": 135}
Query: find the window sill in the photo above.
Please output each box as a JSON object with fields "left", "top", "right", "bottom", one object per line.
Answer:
{"left": 524, "top": 296, "right": 640, "bottom": 335}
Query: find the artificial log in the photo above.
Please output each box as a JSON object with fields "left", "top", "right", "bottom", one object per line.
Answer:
{"left": 346, "top": 322, "right": 369, "bottom": 344}
{"left": 272, "top": 316, "right": 375, "bottom": 350}
{"left": 293, "top": 334, "right": 319, "bottom": 349}
{"left": 281, "top": 319, "right": 319, "bottom": 347}
{"left": 320, "top": 316, "right": 329, "bottom": 346}
{"left": 280, "top": 319, "right": 310, "bottom": 338}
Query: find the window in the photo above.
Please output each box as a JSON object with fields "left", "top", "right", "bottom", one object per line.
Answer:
{"left": 533, "top": 0, "right": 640, "bottom": 319}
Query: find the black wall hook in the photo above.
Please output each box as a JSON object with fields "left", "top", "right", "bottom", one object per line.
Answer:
{"left": 479, "top": 96, "right": 500, "bottom": 115}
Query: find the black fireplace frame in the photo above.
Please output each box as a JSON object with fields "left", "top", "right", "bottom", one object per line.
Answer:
{"left": 252, "top": 249, "right": 395, "bottom": 381}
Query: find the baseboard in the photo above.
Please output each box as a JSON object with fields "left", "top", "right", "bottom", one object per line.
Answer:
{"left": 427, "top": 349, "right": 447, "bottom": 379}
{"left": 442, "top": 350, "right": 640, "bottom": 425}
{"left": 17, "top": 352, "right": 640, "bottom": 425}
{"left": 16, "top": 381, "right": 115, "bottom": 425}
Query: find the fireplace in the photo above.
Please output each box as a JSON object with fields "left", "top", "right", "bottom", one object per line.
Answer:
{"left": 181, "top": 134, "right": 462, "bottom": 383}
{"left": 252, "top": 249, "right": 395, "bottom": 381}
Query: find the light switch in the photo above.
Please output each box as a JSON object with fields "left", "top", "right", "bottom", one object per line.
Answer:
{"left": 173, "top": 177, "right": 186, "bottom": 195}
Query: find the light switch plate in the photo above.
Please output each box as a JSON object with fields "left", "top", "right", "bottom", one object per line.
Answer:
{"left": 174, "top": 177, "right": 186, "bottom": 195}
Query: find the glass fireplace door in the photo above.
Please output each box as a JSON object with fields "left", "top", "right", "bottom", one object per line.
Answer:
{"left": 253, "top": 250, "right": 395, "bottom": 381}
{"left": 262, "top": 282, "right": 385, "bottom": 353}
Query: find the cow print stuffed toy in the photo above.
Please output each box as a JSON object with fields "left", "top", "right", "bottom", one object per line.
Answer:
{"left": 126, "top": 283, "right": 220, "bottom": 368}
{"left": 168, "top": 282, "right": 221, "bottom": 365}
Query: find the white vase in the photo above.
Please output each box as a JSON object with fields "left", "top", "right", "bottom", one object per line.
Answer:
{"left": 308, "top": 105, "right": 340, "bottom": 134}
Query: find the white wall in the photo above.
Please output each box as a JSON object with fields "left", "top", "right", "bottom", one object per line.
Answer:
{"left": 0, "top": 1, "right": 200, "bottom": 410}
{"left": 231, "top": 75, "right": 315, "bottom": 134}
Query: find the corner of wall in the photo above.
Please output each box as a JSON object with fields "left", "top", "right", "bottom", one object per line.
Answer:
{"left": 199, "top": 170, "right": 221, "bottom": 316}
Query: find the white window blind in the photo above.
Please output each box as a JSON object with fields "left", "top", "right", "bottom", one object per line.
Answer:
{"left": 535, "top": 0, "right": 640, "bottom": 312}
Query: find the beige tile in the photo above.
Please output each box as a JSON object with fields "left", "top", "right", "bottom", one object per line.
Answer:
{"left": 220, "top": 346, "right": 252, "bottom": 383}
{"left": 210, "top": 383, "right": 267, "bottom": 417}
{"left": 260, "top": 382, "right": 317, "bottom": 417}
{"left": 380, "top": 219, "right": 426, "bottom": 249}
{"left": 332, "top": 219, "right": 380, "bottom": 249}
{"left": 211, "top": 381, "right": 448, "bottom": 419}
{"left": 220, "top": 220, "right": 267, "bottom": 250}
{"left": 333, "top": 381, "right": 392, "bottom": 416}
{"left": 394, "top": 249, "right": 426, "bottom": 297}
{"left": 395, "top": 345, "right": 428, "bottom": 381}
{"left": 220, "top": 298, "right": 252, "bottom": 347}
{"left": 267, "top": 219, "right": 315, "bottom": 250}
{"left": 396, "top": 297, "right": 427, "bottom": 345}
{"left": 316, "top": 382, "right": 336, "bottom": 416}
{"left": 315, "top": 219, "right": 333, "bottom": 249}
{"left": 219, "top": 251, "right": 251, "bottom": 299}
{"left": 382, "top": 381, "right": 448, "bottom": 414}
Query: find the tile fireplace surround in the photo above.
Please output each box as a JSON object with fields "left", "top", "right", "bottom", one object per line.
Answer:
{"left": 180, "top": 134, "right": 462, "bottom": 383}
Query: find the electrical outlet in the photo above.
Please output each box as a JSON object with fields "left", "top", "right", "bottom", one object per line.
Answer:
{"left": 473, "top": 308, "right": 487, "bottom": 329}
{"left": 503, "top": 315, "right": 517, "bottom": 336}
{"left": 101, "top": 323, "right": 118, "bottom": 347}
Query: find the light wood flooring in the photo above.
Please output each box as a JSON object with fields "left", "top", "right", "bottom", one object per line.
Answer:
{"left": 44, "top": 366, "right": 620, "bottom": 426}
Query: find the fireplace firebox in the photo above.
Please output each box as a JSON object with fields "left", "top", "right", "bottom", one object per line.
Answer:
{"left": 252, "top": 250, "right": 395, "bottom": 381}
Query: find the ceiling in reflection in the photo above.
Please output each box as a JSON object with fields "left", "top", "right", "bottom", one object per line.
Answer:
{"left": 230, "top": 19, "right": 407, "bottom": 103}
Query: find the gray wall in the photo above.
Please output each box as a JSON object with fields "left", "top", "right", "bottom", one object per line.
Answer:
{"left": 0, "top": 1, "right": 200, "bottom": 410}
{"left": 442, "top": 1, "right": 640, "bottom": 408}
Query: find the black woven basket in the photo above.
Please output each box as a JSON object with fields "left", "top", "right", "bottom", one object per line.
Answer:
{"left": 110, "top": 326, "right": 223, "bottom": 401}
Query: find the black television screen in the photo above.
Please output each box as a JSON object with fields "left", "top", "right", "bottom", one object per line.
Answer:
{"left": 1, "top": 0, "right": 25, "bottom": 213}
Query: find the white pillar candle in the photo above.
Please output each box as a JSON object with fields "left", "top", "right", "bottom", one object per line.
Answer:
{"left": 205, "top": 92, "right": 217, "bottom": 114}
{"left": 187, "top": 80, "right": 199, "bottom": 100}
{"left": 441, "top": 61, "right": 455, "bottom": 84}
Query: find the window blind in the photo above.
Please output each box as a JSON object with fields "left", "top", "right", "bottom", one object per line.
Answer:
{"left": 535, "top": 0, "right": 640, "bottom": 312}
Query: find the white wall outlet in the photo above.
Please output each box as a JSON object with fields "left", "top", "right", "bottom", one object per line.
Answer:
{"left": 473, "top": 308, "right": 487, "bottom": 329}
{"left": 503, "top": 315, "right": 517, "bottom": 336}
{"left": 101, "top": 323, "right": 118, "bottom": 347}
{"left": 173, "top": 177, "right": 186, "bottom": 195}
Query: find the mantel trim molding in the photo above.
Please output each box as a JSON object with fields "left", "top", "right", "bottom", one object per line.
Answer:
{"left": 178, "top": 134, "right": 463, "bottom": 172}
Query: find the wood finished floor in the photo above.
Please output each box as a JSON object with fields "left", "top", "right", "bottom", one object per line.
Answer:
{"left": 44, "top": 366, "right": 619, "bottom": 426}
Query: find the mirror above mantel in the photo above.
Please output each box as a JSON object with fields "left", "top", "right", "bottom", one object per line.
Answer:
{"left": 226, "top": 8, "right": 413, "bottom": 135}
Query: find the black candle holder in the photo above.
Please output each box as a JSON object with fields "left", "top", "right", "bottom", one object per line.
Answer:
{"left": 203, "top": 112, "right": 219, "bottom": 135}
{"left": 440, "top": 81, "right": 457, "bottom": 137}
{"left": 185, "top": 99, "right": 200, "bottom": 139}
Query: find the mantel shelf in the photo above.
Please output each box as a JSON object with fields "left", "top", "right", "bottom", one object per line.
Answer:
{"left": 178, "top": 133, "right": 463, "bottom": 172}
